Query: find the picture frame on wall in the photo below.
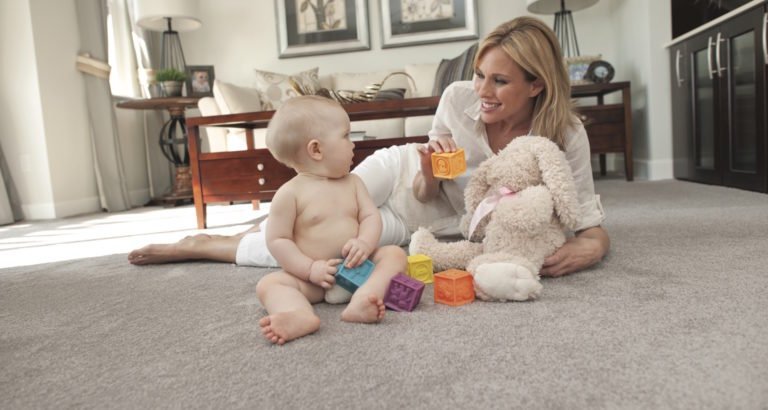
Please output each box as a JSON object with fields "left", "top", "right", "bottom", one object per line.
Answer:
{"left": 275, "top": 0, "right": 370, "bottom": 58}
{"left": 380, "top": 0, "right": 478, "bottom": 48}
{"left": 185, "top": 65, "right": 215, "bottom": 97}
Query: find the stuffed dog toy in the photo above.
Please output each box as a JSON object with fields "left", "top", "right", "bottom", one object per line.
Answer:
{"left": 409, "top": 136, "right": 581, "bottom": 301}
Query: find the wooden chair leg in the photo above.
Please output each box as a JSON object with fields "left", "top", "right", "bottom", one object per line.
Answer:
{"left": 599, "top": 154, "right": 607, "bottom": 176}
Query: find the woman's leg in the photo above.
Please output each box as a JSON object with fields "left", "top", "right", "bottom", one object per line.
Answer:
{"left": 352, "top": 145, "right": 402, "bottom": 207}
{"left": 127, "top": 225, "right": 260, "bottom": 265}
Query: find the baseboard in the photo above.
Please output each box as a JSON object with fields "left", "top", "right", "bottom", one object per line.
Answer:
{"left": 635, "top": 158, "right": 674, "bottom": 181}
{"left": 22, "top": 196, "right": 101, "bottom": 220}
{"left": 591, "top": 155, "right": 674, "bottom": 181}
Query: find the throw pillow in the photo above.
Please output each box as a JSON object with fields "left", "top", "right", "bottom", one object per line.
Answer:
{"left": 432, "top": 43, "right": 479, "bottom": 96}
{"left": 212, "top": 80, "right": 262, "bottom": 114}
{"left": 253, "top": 67, "right": 320, "bottom": 110}
{"left": 372, "top": 88, "right": 407, "bottom": 101}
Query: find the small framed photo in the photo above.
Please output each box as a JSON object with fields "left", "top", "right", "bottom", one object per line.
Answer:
{"left": 565, "top": 55, "right": 601, "bottom": 85}
{"left": 380, "top": 0, "right": 478, "bottom": 48}
{"left": 275, "top": 0, "right": 370, "bottom": 58}
{"left": 185, "top": 65, "right": 215, "bottom": 97}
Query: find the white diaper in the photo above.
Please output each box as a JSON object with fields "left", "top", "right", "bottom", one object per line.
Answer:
{"left": 235, "top": 219, "right": 279, "bottom": 267}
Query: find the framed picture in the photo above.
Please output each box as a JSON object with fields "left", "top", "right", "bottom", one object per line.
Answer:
{"left": 275, "top": 0, "right": 370, "bottom": 58}
{"left": 185, "top": 65, "right": 215, "bottom": 97}
{"left": 565, "top": 55, "right": 601, "bottom": 85}
{"left": 380, "top": 0, "right": 478, "bottom": 48}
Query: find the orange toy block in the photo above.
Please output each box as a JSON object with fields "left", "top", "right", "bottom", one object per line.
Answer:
{"left": 431, "top": 149, "right": 466, "bottom": 179}
{"left": 407, "top": 254, "right": 434, "bottom": 284}
{"left": 434, "top": 269, "right": 475, "bottom": 306}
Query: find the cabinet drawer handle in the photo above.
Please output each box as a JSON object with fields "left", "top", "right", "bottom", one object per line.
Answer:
{"left": 257, "top": 163, "right": 264, "bottom": 171}
{"left": 675, "top": 49, "right": 685, "bottom": 87}
{"left": 715, "top": 32, "right": 726, "bottom": 76}
{"left": 763, "top": 12, "right": 767, "bottom": 64}
{"left": 707, "top": 36, "right": 715, "bottom": 79}
{"left": 258, "top": 178, "right": 265, "bottom": 186}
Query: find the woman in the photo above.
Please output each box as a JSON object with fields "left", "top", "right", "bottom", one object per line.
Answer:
{"left": 128, "top": 16, "right": 608, "bottom": 277}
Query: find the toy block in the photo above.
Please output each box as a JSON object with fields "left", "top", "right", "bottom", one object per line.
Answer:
{"left": 335, "top": 259, "right": 375, "bottom": 293}
{"left": 384, "top": 273, "right": 425, "bottom": 312}
{"left": 434, "top": 269, "right": 475, "bottom": 306}
{"left": 431, "top": 148, "right": 466, "bottom": 179}
{"left": 407, "top": 254, "right": 434, "bottom": 284}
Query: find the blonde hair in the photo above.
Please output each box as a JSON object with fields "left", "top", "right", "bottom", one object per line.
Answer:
{"left": 265, "top": 95, "right": 346, "bottom": 168}
{"left": 475, "top": 16, "right": 574, "bottom": 148}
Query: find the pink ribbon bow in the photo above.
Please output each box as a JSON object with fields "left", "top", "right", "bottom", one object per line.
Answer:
{"left": 467, "top": 187, "right": 517, "bottom": 239}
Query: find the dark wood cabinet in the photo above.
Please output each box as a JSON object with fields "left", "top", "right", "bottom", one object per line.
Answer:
{"left": 670, "top": 4, "right": 767, "bottom": 193}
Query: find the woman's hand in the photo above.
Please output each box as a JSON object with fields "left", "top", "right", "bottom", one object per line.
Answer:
{"left": 413, "top": 136, "right": 457, "bottom": 202}
{"left": 341, "top": 239, "right": 373, "bottom": 268}
{"left": 541, "top": 226, "right": 609, "bottom": 277}
{"left": 308, "top": 259, "right": 342, "bottom": 289}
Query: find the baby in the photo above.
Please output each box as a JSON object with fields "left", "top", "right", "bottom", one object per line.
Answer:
{"left": 256, "top": 95, "right": 407, "bottom": 345}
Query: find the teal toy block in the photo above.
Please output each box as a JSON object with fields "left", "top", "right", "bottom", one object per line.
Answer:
{"left": 335, "top": 259, "right": 375, "bottom": 293}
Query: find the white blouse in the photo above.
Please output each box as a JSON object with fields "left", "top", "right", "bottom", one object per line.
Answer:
{"left": 428, "top": 81, "right": 605, "bottom": 232}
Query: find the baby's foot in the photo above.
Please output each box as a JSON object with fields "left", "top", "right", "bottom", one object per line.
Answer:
{"left": 259, "top": 310, "right": 320, "bottom": 345}
{"left": 341, "top": 294, "right": 385, "bottom": 323}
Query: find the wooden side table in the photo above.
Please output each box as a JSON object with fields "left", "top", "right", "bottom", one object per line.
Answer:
{"left": 117, "top": 96, "right": 200, "bottom": 205}
{"left": 571, "top": 81, "right": 634, "bottom": 181}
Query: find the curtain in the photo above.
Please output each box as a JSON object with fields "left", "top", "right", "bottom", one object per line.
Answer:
{"left": 108, "top": 0, "right": 172, "bottom": 199}
{"left": 0, "top": 142, "right": 23, "bottom": 225}
{"left": 75, "top": 0, "right": 132, "bottom": 212}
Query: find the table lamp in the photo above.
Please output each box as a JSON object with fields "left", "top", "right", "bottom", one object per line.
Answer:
{"left": 134, "top": 0, "right": 202, "bottom": 74}
{"left": 526, "top": 0, "right": 598, "bottom": 57}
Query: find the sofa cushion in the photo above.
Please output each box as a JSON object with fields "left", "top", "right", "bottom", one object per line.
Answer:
{"left": 432, "top": 43, "right": 478, "bottom": 96}
{"left": 404, "top": 63, "right": 438, "bottom": 97}
{"left": 253, "top": 67, "right": 320, "bottom": 110}
{"left": 212, "top": 80, "right": 262, "bottom": 115}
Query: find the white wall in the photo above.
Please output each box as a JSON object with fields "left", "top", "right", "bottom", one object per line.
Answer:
{"left": 0, "top": 0, "right": 54, "bottom": 218}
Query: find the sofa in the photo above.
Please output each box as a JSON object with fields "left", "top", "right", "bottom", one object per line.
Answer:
{"left": 196, "top": 63, "right": 442, "bottom": 152}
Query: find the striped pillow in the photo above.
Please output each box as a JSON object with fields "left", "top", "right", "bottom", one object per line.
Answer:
{"left": 432, "top": 43, "right": 478, "bottom": 96}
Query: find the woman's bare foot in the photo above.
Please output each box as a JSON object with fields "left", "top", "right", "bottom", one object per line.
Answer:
{"left": 341, "top": 294, "right": 386, "bottom": 323}
{"left": 128, "top": 243, "right": 188, "bottom": 265}
{"left": 259, "top": 310, "right": 320, "bottom": 345}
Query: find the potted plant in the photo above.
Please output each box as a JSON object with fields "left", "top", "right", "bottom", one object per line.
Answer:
{"left": 156, "top": 68, "right": 187, "bottom": 97}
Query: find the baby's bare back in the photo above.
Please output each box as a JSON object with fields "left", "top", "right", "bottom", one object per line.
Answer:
{"left": 291, "top": 175, "right": 361, "bottom": 260}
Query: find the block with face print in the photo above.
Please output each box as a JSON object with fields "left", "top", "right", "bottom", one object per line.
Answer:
{"left": 431, "top": 148, "right": 466, "bottom": 179}
{"left": 335, "top": 259, "right": 375, "bottom": 293}
{"left": 407, "top": 254, "right": 434, "bottom": 284}
{"left": 383, "top": 273, "right": 425, "bottom": 312}
{"left": 434, "top": 269, "right": 475, "bottom": 306}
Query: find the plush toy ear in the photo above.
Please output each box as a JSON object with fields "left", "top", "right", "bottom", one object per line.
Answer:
{"left": 461, "top": 158, "right": 492, "bottom": 239}
{"left": 463, "top": 157, "right": 492, "bottom": 216}
{"left": 530, "top": 137, "right": 581, "bottom": 230}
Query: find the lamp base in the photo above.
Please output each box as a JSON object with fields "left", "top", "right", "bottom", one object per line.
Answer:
{"left": 553, "top": 9, "right": 580, "bottom": 58}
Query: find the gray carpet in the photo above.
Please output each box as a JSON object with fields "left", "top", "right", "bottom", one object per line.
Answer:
{"left": 1, "top": 180, "right": 767, "bottom": 409}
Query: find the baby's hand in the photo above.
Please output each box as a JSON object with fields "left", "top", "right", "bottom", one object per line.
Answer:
{"left": 342, "top": 239, "right": 373, "bottom": 268}
{"left": 308, "top": 259, "right": 342, "bottom": 289}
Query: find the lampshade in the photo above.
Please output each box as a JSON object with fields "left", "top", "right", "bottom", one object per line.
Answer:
{"left": 526, "top": 0, "right": 599, "bottom": 14}
{"left": 134, "top": 0, "right": 202, "bottom": 32}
